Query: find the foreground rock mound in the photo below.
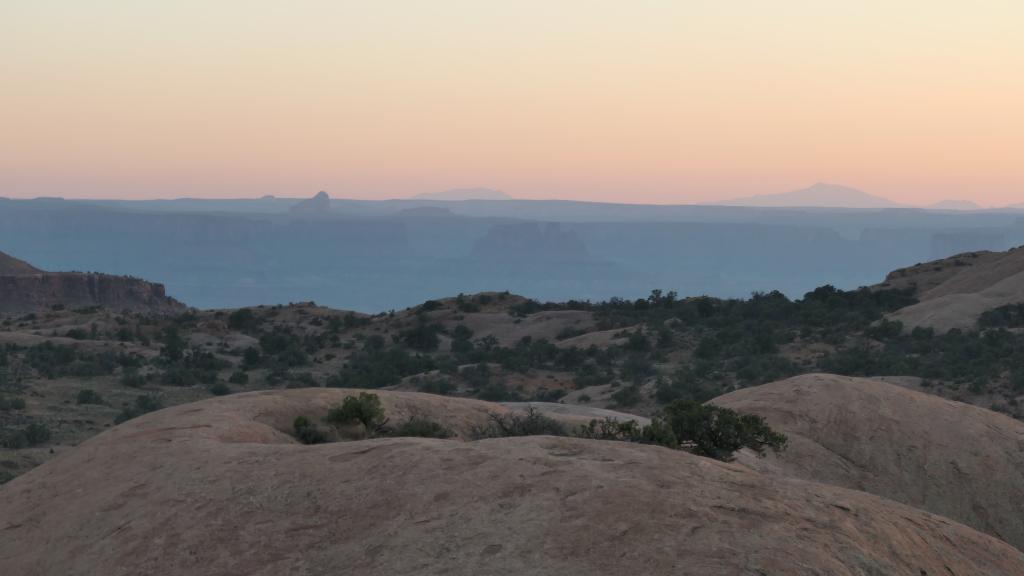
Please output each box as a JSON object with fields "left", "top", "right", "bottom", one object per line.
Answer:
{"left": 879, "top": 247, "right": 1024, "bottom": 331}
{"left": 0, "top": 250, "right": 183, "bottom": 315}
{"left": 713, "top": 374, "right": 1024, "bottom": 551}
{"left": 2, "top": 389, "right": 1022, "bottom": 576}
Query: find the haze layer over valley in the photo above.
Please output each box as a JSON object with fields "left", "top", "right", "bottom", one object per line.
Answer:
{"left": 3, "top": 188, "right": 1024, "bottom": 312}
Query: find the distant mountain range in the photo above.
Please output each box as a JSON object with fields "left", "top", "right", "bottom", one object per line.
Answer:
{"left": 715, "top": 183, "right": 905, "bottom": 209}
{"left": 413, "top": 188, "right": 511, "bottom": 201}
{"left": 928, "top": 199, "right": 983, "bottom": 211}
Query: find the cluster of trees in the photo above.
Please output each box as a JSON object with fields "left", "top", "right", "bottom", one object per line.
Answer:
{"left": 576, "top": 400, "right": 786, "bottom": 461}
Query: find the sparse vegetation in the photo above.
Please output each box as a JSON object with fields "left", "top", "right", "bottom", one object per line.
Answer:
{"left": 576, "top": 401, "right": 786, "bottom": 461}
{"left": 76, "top": 389, "right": 104, "bottom": 405}
{"left": 114, "top": 395, "right": 164, "bottom": 424}
{"left": 389, "top": 415, "right": 452, "bottom": 439}
{"left": 471, "top": 407, "right": 566, "bottom": 439}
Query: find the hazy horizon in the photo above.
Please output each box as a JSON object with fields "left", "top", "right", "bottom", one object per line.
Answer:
{"left": 4, "top": 2, "right": 1022, "bottom": 206}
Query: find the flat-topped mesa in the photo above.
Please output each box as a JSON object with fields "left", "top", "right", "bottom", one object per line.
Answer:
{"left": 0, "top": 251, "right": 185, "bottom": 315}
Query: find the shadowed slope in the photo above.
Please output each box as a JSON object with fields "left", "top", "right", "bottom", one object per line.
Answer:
{"left": 713, "top": 374, "right": 1024, "bottom": 551}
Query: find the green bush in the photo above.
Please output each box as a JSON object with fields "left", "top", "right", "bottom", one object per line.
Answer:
{"left": 1, "top": 430, "right": 28, "bottom": 449}
{"left": 114, "top": 395, "right": 164, "bottom": 424}
{"left": 653, "top": 400, "right": 786, "bottom": 460}
{"left": 227, "top": 308, "right": 260, "bottom": 333}
{"left": 3, "top": 422, "right": 52, "bottom": 448}
{"left": 574, "top": 402, "right": 786, "bottom": 462}
{"left": 326, "top": 393, "right": 387, "bottom": 436}
{"left": 293, "top": 415, "right": 328, "bottom": 444}
{"left": 24, "top": 422, "right": 50, "bottom": 445}
{"left": 76, "top": 389, "right": 104, "bottom": 405}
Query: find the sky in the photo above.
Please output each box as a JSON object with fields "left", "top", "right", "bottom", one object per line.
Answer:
{"left": 2, "top": 1, "right": 1022, "bottom": 206}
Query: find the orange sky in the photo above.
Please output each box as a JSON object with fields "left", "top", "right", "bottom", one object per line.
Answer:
{"left": 2, "top": 1, "right": 1022, "bottom": 205}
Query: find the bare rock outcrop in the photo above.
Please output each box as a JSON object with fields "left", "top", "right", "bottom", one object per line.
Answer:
{"left": 0, "top": 250, "right": 184, "bottom": 315}
{"left": 0, "top": 271, "right": 184, "bottom": 315}
{"left": 712, "top": 374, "right": 1024, "bottom": 551}
{"left": 1, "top": 388, "right": 1022, "bottom": 576}
{"left": 878, "top": 247, "right": 1024, "bottom": 331}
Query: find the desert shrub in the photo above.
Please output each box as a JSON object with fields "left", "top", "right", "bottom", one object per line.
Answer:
{"left": 293, "top": 415, "right": 328, "bottom": 444}
{"left": 1, "top": 430, "right": 28, "bottom": 449}
{"left": 120, "top": 369, "right": 147, "bottom": 388}
{"left": 114, "top": 395, "right": 164, "bottom": 424}
{"left": 65, "top": 328, "right": 90, "bottom": 340}
{"left": 284, "top": 372, "right": 317, "bottom": 388}
{"left": 573, "top": 363, "right": 613, "bottom": 389}
{"left": 416, "top": 378, "right": 456, "bottom": 396}
{"left": 326, "top": 393, "right": 387, "bottom": 436}
{"left": 625, "top": 331, "right": 651, "bottom": 352}
{"left": 556, "top": 326, "right": 586, "bottom": 341}
{"left": 76, "top": 389, "right": 104, "bottom": 405}
{"left": 24, "top": 422, "right": 50, "bottom": 445}
{"left": 574, "top": 402, "right": 785, "bottom": 462}
{"left": 328, "top": 347, "right": 434, "bottom": 389}
{"left": 530, "top": 387, "right": 567, "bottom": 402}
{"left": 228, "top": 371, "right": 249, "bottom": 385}
{"left": 0, "top": 396, "right": 26, "bottom": 411}
{"left": 208, "top": 382, "right": 232, "bottom": 396}
{"left": 654, "top": 369, "right": 718, "bottom": 404}
{"left": 419, "top": 300, "right": 443, "bottom": 312}
{"left": 227, "top": 308, "right": 260, "bottom": 333}
{"left": 3, "top": 422, "right": 51, "bottom": 448}
{"left": 400, "top": 321, "right": 442, "bottom": 352}
{"left": 258, "top": 327, "right": 309, "bottom": 367}
{"left": 388, "top": 415, "right": 452, "bottom": 439}
{"left": 575, "top": 418, "right": 644, "bottom": 442}
{"left": 653, "top": 400, "right": 786, "bottom": 460}
{"left": 610, "top": 384, "right": 642, "bottom": 407}
{"left": 619, "top": 354, "right": 654, "bottom": 384}
{"left": 979, "top": 303, "right": 1024, "bottom": 328}
{"left": 471, "top": 407, "right": 566, "bottom": 439}
{"left": 455, "top": 294, "right": 481, "bottom": 313}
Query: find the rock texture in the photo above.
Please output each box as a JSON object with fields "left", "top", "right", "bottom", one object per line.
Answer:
{"left": 712, "top": 374, "right": 1024, "bottom": 551}
{"left": 0, "top": 250, "right": 41, "bottom": 275}
{"left": 0, "top": 250, "right": 183, "bottom": 315}
{"left": 878, "top": 248, "right": 1024, "bottom": 331}
{"left": 2, "top": 388, "right": 1022, "bottom": 576}
{"left": 0, "top": 271, "right": 184, "bottom": 315}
